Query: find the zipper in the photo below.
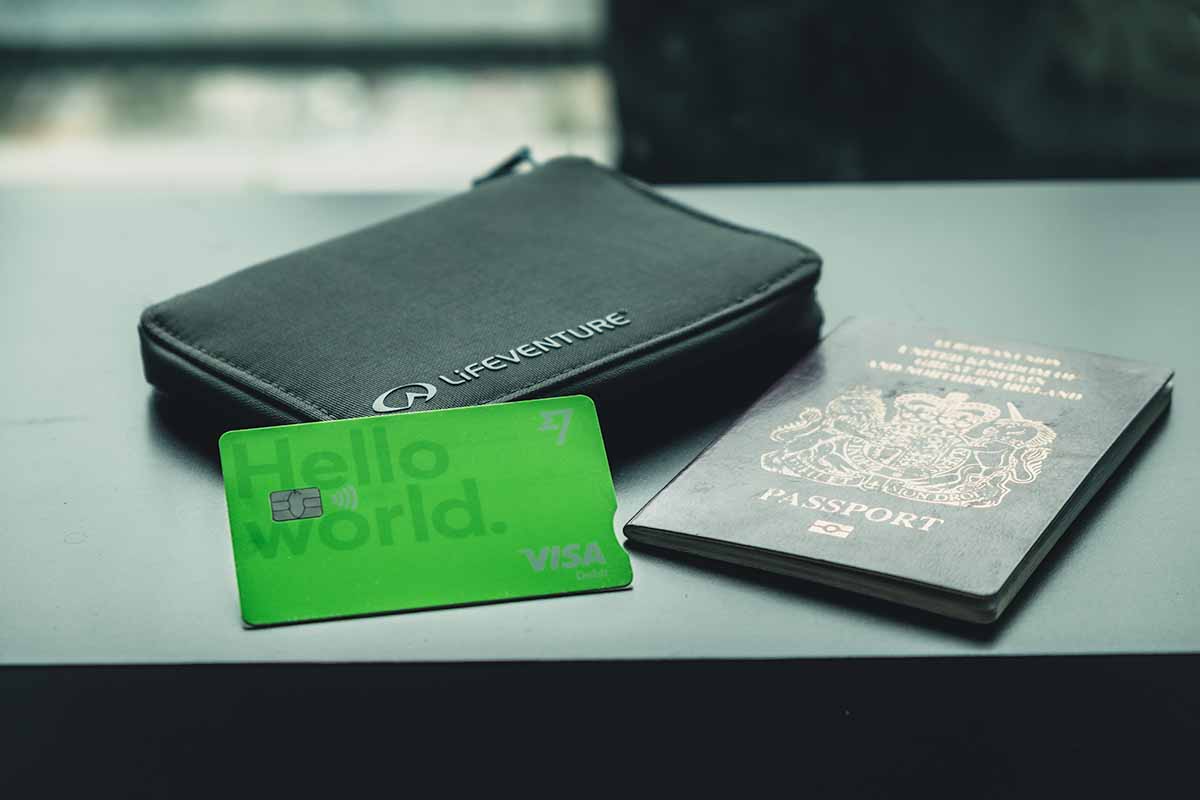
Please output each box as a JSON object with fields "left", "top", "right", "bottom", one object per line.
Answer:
{"left": 472, "top": 146, "right": 537, "bottom": 187}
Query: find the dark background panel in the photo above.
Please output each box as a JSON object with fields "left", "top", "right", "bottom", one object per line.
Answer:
{"left": 3, "top": 657, "right": 1197, "bottom": 796}
{"left": 609, "top": 0, "right": 1200, "bottom": 182}
{"left": 4, "top": 1, "right": 1199, "bottom": 189}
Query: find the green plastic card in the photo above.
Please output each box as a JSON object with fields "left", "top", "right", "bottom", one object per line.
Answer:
{"left": 218, "top": 396, "right": 632, "bottom": 626}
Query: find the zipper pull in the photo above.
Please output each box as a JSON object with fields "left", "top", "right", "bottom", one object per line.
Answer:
{"left": 472, "top": 146, "right": 536, "bottom": 187}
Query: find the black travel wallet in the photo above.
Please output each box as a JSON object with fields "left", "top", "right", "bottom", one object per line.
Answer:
{"left": 138, "top": 156, "right": 823, "bottom": 438}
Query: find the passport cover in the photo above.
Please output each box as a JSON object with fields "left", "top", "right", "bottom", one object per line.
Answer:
{"left": 625, "top": 319, "right": 1173, "bottom": 622}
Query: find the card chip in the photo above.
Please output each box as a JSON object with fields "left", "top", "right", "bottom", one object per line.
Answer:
{"left": 270, "top": 488, "right": 323, "bottom": 522}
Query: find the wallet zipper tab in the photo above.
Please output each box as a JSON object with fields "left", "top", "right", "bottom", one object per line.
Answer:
{"left": 472, "top": 146, "right": 536, "bottom": 187}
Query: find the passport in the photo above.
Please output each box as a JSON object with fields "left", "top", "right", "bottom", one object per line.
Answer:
{"left": 625, "top": 319, "right": 1173, "bottom": 622}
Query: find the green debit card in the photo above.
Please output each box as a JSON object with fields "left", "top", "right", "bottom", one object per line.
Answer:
{"left": 218, "top": 396, "right": 632, "bottom": 626}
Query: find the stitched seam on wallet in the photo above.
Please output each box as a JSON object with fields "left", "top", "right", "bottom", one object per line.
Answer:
{"left": 143, "top": 163, "right": 820, "bottom": 420}
{"left": 492, "top": 265, "right": 815, "bottom": 402}
{"left": 555, "top": 157, "right": 821, "bottom": 260}
{"left": 143, "top": 312, "right": 337, "bottom": 420}
{"left": 146, "top": 261, "right": 810, "bottom": 421}
{"left": 147, "top": 333, "right": 306, "bottom": 425}
{"left": 481, "top": 161, "right": 821, "bottom": 401}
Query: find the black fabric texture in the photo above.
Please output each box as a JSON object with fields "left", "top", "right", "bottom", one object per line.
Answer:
{"left": 138, "top": 156, "right": 823, "bottom": 436}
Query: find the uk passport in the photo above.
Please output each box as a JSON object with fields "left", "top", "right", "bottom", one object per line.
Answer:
{"left": 625, "top": 319, "right": 1173, "bottom": 622}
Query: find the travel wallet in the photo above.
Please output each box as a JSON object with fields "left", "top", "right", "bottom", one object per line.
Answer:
{"left": 138, "top": 155, "right": 823, "bottom": 437}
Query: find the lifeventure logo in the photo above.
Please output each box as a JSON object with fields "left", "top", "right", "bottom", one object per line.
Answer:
{"left": 373, "top": 311, "right": 631, "bottom": 413}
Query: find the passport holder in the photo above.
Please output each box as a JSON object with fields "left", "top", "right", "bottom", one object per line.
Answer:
{"left": 138, "top": 155, "right": 822, "bottom": 436}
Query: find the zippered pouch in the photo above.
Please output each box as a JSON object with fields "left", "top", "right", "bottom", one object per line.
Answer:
{"left": 138, "top": 154, "right": 823, "bottom": 437}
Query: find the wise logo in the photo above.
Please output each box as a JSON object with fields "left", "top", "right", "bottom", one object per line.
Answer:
{"left": 217, "top": 397, "right": 634, "bottom": 626}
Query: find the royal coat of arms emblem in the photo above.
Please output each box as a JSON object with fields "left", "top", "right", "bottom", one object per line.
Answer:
{"left": 761, "top": 387, "right": 1056, "bottom": 508}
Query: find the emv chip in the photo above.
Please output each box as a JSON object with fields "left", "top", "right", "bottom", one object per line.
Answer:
{"left": 269, "top": 487, "right": 323, "bottom": 521}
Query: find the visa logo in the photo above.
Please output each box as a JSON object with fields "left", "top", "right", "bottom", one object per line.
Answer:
{"left": 520, "top": 542, "right": 607, "bottom": 572}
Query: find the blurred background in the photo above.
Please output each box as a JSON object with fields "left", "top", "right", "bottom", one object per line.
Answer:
{"left": 1, "top": 0, "right": 1197, "bottom": 191}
